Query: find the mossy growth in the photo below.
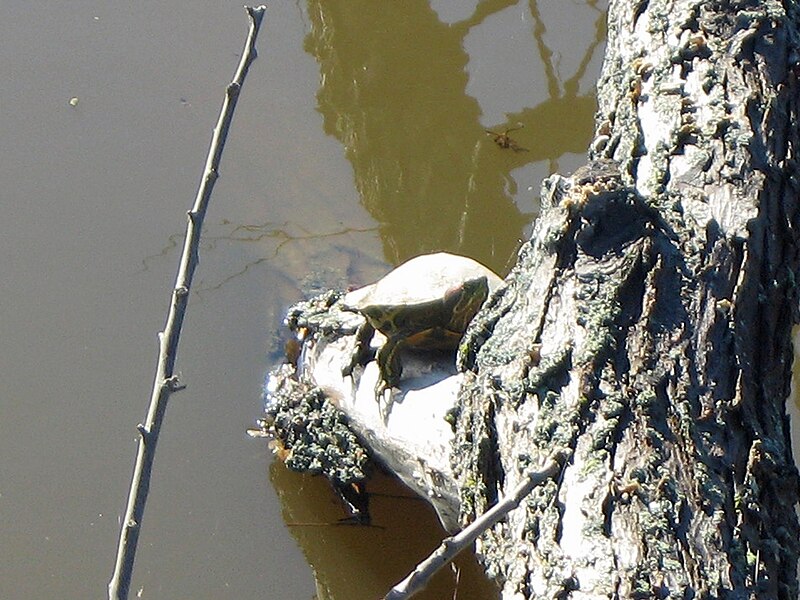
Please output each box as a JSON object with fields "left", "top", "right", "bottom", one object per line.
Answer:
{"left": 263, "top": 376, "right": 370, "bottom": 487}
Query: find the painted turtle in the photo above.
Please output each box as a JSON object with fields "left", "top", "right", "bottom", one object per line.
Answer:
{"left": 341, "top": 252, "right": 503, "bottom": 396}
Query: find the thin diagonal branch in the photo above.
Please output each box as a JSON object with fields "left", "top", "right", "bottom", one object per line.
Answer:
{"left": 383, "top": 449, "right": 569, "bottom": 600}
{"left": 108, "top": 6, "right": 266, "bottom": 599}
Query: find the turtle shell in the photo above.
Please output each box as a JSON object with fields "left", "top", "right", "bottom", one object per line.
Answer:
{"left": 344, "top": 253, "right": 501, "bottom": 307}
{"left": 342, "top": 252, "right": 503, "bottom": 344}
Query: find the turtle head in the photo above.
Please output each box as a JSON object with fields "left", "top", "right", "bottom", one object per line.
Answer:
{"left": 444, "top": 276, "right": 489, "bottom": 333}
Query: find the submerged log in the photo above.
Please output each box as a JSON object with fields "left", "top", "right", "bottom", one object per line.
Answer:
{"left": 263, "top": 0, "right": 800, "bottom": 598}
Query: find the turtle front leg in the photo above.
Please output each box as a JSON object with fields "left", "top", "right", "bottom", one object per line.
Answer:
{"left": 374, "top": 337, "right": 403, "bottom": 397}
{"left": 342, "top": 320, "right": 375, "bottom": 378}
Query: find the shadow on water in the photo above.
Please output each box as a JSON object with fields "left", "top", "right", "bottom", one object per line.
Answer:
{"left": 304, "top": 0, "right": 602, "bottom": 274}
{"left": 270, "top": 461, "right": 500, "bottom": 600}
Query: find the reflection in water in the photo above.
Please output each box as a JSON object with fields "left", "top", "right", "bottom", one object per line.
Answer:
{"left": 305, "top": 0, "right": 604, "bottom": 274}
{"left": 305, "top": 0, "right": 528, "bottom": 272}
{"left": 195, "top": 220, "right": 379, "bottom": 294}
{"left": 269, "top": 460, "right": 499, "bottom": 600}
{"left": 519, "top": 0, "right": 606, "bottom": 174}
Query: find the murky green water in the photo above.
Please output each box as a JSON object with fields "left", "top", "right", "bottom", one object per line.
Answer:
{"left": 6, "top": 2, "right": 795, "bottom": 599}
{"left": 303, "top": 0, "right": 603, "bottom": 276}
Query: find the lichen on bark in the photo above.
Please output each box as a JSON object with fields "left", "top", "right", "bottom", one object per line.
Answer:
{"left": 452, "top": 1, "right": 800, "bottom": 598}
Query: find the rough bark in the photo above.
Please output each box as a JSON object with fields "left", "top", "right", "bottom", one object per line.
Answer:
{"left": 452, "top": 1, "right": 800, "bottom": 598}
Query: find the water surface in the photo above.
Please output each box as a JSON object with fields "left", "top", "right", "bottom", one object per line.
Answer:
{"left": 4, "top": 2, "right": 791, "bottom": 599}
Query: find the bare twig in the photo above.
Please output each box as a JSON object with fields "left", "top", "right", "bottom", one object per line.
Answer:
{"left": 108, "top": 6, "right": 266, "bottom": 599}
{"left": 382, "top": 449, "right": 569, "bottom": 600}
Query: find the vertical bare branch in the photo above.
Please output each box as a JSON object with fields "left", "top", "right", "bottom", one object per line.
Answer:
{"left": 108, "top": 7, "right": 266, "bottom": 599}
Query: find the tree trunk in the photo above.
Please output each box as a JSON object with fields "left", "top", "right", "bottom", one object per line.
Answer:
{"left": 453, "top": 1, "right": 800, "bottom": 598}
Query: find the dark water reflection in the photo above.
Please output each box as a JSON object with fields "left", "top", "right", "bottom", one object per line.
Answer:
{"left": 270, "top": 464, "right": 500, "bottom": 600}
{"left": 304, "top": 0, "right": 602, "bottom": 274}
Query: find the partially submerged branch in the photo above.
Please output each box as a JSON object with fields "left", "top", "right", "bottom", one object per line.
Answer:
{"left": 383, "top": 449, "right": 569, "bottom": 600}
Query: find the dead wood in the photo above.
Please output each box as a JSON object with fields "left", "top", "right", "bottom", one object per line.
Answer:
{"left": 453, "top": 1, "right": 800, "bottom": 598}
